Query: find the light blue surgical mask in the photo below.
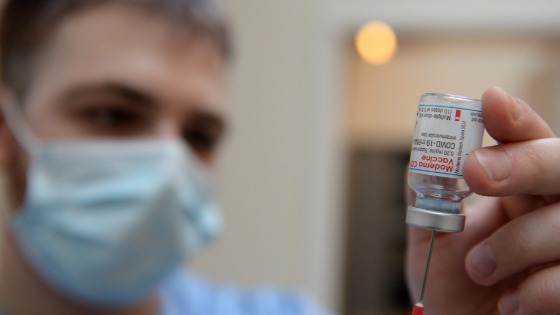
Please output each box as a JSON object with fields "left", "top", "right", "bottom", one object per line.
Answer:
{"left": 2, "top": 103, "right": 222, "bottom": 306}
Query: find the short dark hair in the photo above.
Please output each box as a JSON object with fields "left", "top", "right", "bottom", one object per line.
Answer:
{"left": 0, "top": 0, "right": 232, "bottom": 98}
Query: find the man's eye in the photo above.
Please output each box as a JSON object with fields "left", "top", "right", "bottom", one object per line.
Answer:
{"left": 88, "top": 107, "right": 138, "bottom": 127}
{"left": 184, "top": 129, "right": 219, "bottom": 159}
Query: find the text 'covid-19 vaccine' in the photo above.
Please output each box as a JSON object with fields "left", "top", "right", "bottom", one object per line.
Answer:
{"left": 407, "top": 93, "right": 484, "bottom": 232}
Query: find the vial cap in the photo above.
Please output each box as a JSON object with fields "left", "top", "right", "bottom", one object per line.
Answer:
{"left": 406, "top": 206, "right": 465, "bottom": 232}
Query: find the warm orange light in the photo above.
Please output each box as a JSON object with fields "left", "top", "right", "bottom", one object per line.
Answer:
{"left": 355, "top": 21, "right": 398, "bottom": 66}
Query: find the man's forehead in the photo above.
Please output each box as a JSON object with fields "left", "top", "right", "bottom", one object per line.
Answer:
{"left": 41, "top": 3, "right": 213, "bottom": 66}
{"left": 26, "top": 2, "right": 228, "bottom": 120}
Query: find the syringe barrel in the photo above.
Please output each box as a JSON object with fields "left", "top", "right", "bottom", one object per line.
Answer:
{"left": 407, "top": 93, "right": 484, "bottom": 232}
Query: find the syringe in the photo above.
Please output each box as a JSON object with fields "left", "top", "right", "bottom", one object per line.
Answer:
{"left": 406, "top": 93, "right": 485, "bottom": 314}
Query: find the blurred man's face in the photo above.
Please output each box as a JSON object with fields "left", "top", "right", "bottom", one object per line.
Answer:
{"left": 17, "top": 4, "right": 228, "bottom": 165}
{"left": 0, "top": 4, "right": 228, "bottom": 307}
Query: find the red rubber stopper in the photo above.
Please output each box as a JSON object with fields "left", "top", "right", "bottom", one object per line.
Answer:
{"left": 412, "top": 304, "right": 424, "bottom": 315}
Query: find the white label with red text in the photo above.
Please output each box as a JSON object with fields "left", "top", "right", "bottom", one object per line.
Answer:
{"left": 409, "top": 104, "right": 484, "bottom": 178}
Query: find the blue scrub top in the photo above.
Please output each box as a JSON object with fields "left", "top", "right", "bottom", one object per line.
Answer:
{"left": 159, "top": 270, "right": 330, "bottom": 315}
{"left": 0, "top": 270, "right": 330, "bottom": 315}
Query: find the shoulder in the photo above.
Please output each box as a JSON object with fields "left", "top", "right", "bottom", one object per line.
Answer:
{"left": 159, "top": 270, "right": 331, "bottom": 315}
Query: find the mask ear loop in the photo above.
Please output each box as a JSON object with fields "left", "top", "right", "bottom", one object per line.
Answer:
{"left": 0, "top": 101, "right": 38, "bottom": 226}
{"left": 1, "top": 101, "right": 40, "bottom": 154}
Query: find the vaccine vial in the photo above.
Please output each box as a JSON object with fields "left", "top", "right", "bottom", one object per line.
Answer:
{"left": 407, "top": 93, "right": 484, "bottom": 232}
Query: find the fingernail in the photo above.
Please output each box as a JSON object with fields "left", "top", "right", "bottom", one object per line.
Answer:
{"left": 497, "top": 87, "right": 523, "bottom": 121}
{"left": 498, "top": 290, "right": 519, "bottom": 315}
{"left": 474, "top": 149, "right": 512, "bottom": 182}
{"left": 509, "top": 97, "right": 524, "bottom": 121}
{"left": 467, "top": 243, "right": 497, "bottom": 281}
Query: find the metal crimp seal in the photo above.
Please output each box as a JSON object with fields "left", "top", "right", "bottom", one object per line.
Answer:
{"left": 406, "top": 206, "right": 465, "bottom": 233}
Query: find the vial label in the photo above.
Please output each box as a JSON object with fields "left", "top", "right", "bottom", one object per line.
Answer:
{"left": 409, "top": 101, "right": 484, "bottom": 178}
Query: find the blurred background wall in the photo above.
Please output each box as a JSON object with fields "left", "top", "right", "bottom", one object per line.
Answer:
{"left": 191, "top": 1, "right": 560, "bottom": 315}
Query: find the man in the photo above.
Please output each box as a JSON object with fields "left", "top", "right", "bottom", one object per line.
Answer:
{"left": 0, "top": 1, "right": 325, "bottom": 314}
{"left": 0, "top": 1, "right": 559, "bottom": 315}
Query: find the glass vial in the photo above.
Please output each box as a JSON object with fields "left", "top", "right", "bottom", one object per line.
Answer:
{"left": 407, "top": 93, "right": 484, "bottom": 232}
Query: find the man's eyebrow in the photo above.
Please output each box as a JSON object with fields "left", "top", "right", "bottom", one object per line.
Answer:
{"left": 58, "top": 81, "right": 228, "bottom": 131}
{"left": 59, "top": 82, "right": 157, "bottom": 107}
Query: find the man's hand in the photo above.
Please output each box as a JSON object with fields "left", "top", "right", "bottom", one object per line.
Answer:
{"left": 407, "top": 87, "right": 560, "bottom": 315}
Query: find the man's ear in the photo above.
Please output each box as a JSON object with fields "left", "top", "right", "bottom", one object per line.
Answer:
{"left": 0, "top": 83, "right": 26, "bottom": 211}
{"left": 0, "top": 83, "right": 15, "bottom": 169}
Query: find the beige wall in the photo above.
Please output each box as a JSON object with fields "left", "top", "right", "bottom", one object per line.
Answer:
{"left": 191, "top": 0, "right": 337, "bottom": 302}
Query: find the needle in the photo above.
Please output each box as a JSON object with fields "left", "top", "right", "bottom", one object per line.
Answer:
{"left": 411, "top": 230, "right": 436, "bottom": 315}
{"left": 419, "top": 230, "right": 436, "bottom": 302}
